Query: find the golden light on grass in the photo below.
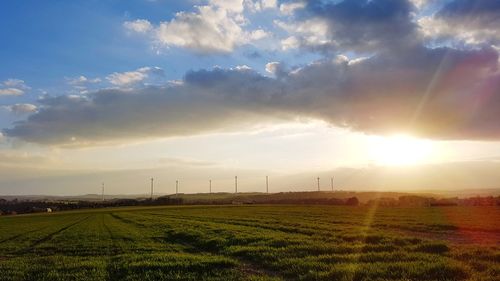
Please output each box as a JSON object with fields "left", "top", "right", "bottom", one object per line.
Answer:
{"left": 369, "top": 134, "right": 434, "bottom": 166}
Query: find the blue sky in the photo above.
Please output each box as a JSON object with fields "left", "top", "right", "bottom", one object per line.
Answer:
{"left": 0, "top": 0, "right": 499, "bottom": 195}
{"left": 1, "top": 1, "right": 223, "bottom": 87}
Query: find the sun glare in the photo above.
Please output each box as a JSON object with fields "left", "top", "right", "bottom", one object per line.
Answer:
{"left": 370, "top": 134, "right": 434, "bottom": 166}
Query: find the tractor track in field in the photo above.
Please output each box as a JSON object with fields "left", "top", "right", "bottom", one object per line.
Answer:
{"left": 103, "top": 214, "right": 126, "bottom": 281}
{"left": 165, "top": 234, "right": 287, "bottom": 281}
{"left": 14, "top": 215, "right": 92, "bottom": 255}
{"left": 109, "top": 213, "right": 147, "bottom": 228}
{"left": 143, "top": 212, "right": 319, "bottom": 237}
{"left": 144, "top": 211, "right": 359, "bottom": 236}
{"left": 102, "top": 214, "right": 123, "bottom": 255}
{"left": 0, "top": 225, "right": 51, "bottom": 245}
{"left": 110, "top": 212, "right": 287, "bottom": 280}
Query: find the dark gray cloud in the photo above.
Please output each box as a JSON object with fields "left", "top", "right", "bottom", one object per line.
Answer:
{"left": 420, "top": 0, "right": 500, "bottom": 46}
{"left": 303, "top": 46, "right": 500, "bottom": 139}
{"left": 282, "top": 0, "right": 500, "bottom": 52}
{"left": 3, "top": 44, "right": 499, "bottom": 145}
{"left": 438, "top": 0, "right": 500, "bottom": 20}
{"left": 2, "top": 68, "right": 290, "bottom": 146}
{"left": 286, "top": 0, "right": 420, "bottom": 53}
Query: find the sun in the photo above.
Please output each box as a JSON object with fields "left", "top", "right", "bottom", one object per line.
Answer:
{"left": 370, "top": 134, "right": 434, "bottom": 166}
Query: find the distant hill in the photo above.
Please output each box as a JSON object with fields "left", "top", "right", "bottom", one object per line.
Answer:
{"left": 2, "top": 189, "right": 498, "bottom": 204}
{"left": 174, "top": 191, "right": 440, "bottom": 204}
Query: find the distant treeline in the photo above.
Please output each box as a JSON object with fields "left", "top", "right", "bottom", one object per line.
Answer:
{"left": 0, "top": 194, "right": 499, "bottom": 215}
{"left": 0, "top": 197, "right": 183, "bottom": 215}
{"left": 367, "top": 195, "right": 500, "bottom": 207}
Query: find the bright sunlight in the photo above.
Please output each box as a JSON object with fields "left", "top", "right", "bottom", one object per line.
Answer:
{"left": 370, "top": 134, "right": 434, "bottom": 166}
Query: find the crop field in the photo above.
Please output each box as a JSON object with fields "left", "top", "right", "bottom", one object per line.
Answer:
{"left": 0, "top": 205, "right": 498, "bottom": 281}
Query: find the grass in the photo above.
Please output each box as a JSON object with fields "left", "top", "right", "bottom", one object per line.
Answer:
{"left": 0, "top": 205, "right": 498, "bottom": 280}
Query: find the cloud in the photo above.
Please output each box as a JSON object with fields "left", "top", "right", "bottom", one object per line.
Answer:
{"left": 409, "top": 0, "right": 428, "bottom": 9}
{"left": 0, "top": 151, "right": 51, "bottom": 168}
{"left": 0, "top": 79, "right": 30, "bottom": 96}
{"left": 419, "top": 0, "right": 500, "bottom": 47}
{"left": 67, "top": 76, "right": 101, "bottom": 86}
{"left": 265, "top": 61, "right": 288, "bottom": 77}
{"left": 294, "top": 47, "right": 500, "bottom": 140}
{"left": 2, "top": 0, "right": 499, "bottom": 146}
{"left": 249, "top": 29, "right": 270, "bottom": 41}
{"left": 2, "top": 103, "right": 38, "bottom": 115}
{"left": 437, "top": 0, "right": 500, "bottom": 24}
{"left": 275, "top": 18, "right": 329, "bottom": 50}
{"left": 3, "top": 45, "right": 499, "bottom": 146}
{"left": 158, "top": 157, "right": 216, "bottom": 167}
{"left": 258, "top": 0, "right": 277, "bottom": 10}
{"left": 2, "top": 67, "right": 286, "bottom": 146}
{"left": 124, "top": 0, "right": 271, "bottom": 53}
{"left": 279, "top": 1, "right": 306, "bottom": 15}
{"left": 123, "top": 19, "right": 153, "bottom": 33}
{"left": 0, "top": 88, "right": 24, "bottom": 96}
{"left": 278, "top": 0, "right": 420, "bottom": 53}
{"left": 280, "top": 36, "right": 300, "bottom": 50}
{"left": 106, "top": 66, "right": 164, "bottom": 87}
{"left": 3, "top": 79, "right": 30, "bottom": 89}
{"left": 245, "top": 0, "right": 277, "bottom": 12}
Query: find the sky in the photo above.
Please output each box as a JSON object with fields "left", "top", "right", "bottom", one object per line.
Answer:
{"left": 0, "top": 0, "right": 499, "bottom": 196}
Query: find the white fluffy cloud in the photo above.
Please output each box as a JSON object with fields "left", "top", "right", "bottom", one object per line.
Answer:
{"left": 275, "top": 18, "right": 329, "bottom": 50}
{"left": 106, "top": 67, "right": 164, "bottom": 87}
{"left": 409, "top": 0, "right": 428, "bottom": 9}
{"left": 280, "top": 36, "right": 299, "bottom": 50}
{"left": 211, "top": 0, "right": 245, "bottom": 13}
{"left": 2, "top": 103, "right": 37, "bottom": 114}
{"left": 265, "top": 61, "right": 287, "bottom": 77}
{"left": 0, "top": 79, "right": 30, "bottom": 96}
{"left": 3, "top": 79, "right": 29, "bottom": 89}
{"left": 123, "top": 19, "right": 153, "bottom": 33}
{"left": 0, "top": 88, "right": 24, "bottom": 96}
{"left": 261, "top": 0, "right": 277, "bottom": 9}
{"left": 245, "top": 0, "right": 277, "bottom": 12}
{"left": 249, "top": 29, "right": 270, "bottom": 40}
{"left": 279, "top": 1, "right": 306, "bottom": 15}
{"left": 124, "top": 0, "right": 271, "bottom": 53}
{"left": 67, "top": 76, "right": 101, "bottom": 86}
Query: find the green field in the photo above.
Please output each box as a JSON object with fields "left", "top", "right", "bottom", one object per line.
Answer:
{"left": 0, "top": 205, "right": 498, "bottom": 281}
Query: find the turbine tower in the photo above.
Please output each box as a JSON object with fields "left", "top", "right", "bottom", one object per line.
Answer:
{"left": 317, "top": 177, "right": 320, "bottom": 191}
{"left": 150, "top": 177, "right": 154, "bottom": 200}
